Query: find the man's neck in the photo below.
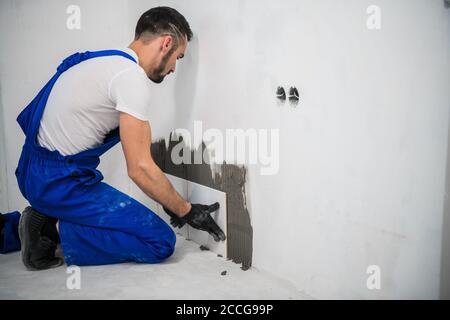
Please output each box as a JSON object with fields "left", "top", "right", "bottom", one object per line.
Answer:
{"left": 127, "top": 42, "right": 141, "bottom": 64}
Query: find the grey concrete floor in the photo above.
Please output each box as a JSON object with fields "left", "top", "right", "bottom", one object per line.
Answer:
{"left": 0, "top": 235, "right": 312, "bottom": 299}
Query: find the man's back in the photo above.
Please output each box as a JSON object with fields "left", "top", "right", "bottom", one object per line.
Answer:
{"left": 37, "top": 47, "right": 151, "bottom": 156}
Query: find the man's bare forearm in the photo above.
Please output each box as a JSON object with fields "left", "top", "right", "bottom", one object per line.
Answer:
{"left": 129, "top": 162, "right": 191, "bottom": 217}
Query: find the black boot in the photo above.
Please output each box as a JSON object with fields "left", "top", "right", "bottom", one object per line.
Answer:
{"left": 18, "top": 207, "right": 63, "bottom": 270}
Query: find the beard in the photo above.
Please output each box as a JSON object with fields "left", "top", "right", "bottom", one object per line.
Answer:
{"left": 149, "top": 65, "right": 165, "bottom": 83}
{"left": 148, "top": 47, "right": 175, "bottom": 83}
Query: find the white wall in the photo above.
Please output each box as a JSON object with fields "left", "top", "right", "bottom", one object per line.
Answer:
{"left": 441, "top": 107, "right": 450, "bottom": 299}
{"left": 0, "top": 0, "right": 449, "bottom": 299}
{"left": 0, "top": 86, "right": 9, "bottom": 213}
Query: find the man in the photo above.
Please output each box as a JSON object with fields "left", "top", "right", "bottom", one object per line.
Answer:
{"left": 14, "top": 6, "right": 225, "bottom": 270}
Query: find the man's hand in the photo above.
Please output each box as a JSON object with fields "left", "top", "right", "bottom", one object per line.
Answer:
{"left": 164, "top": 207, "right": 187, "bottom": 229}
{"left": 164, "top": 202, "right": 226, "bottom": 242}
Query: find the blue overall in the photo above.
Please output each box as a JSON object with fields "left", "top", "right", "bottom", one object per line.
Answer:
{"left": 0, "top": 211, "right": 21, "bottom": 254}
{"left": 14, "top": 50, "right": 176, "bottom": 266}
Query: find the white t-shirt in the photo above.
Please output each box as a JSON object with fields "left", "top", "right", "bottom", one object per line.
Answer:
{"left": 37, "top": 47, "right": 151, "bottom": 156}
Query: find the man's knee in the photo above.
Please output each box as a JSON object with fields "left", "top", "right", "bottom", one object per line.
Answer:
{"left": 145, "top": 224, "right": 176, "bottom": 262}
{"left": 158, "top": 226, "right": 176, "bottom": 260}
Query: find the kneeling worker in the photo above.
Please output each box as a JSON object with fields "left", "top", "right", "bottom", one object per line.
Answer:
{"left": 13, "top": 6, "right": 225, "bottom": 270}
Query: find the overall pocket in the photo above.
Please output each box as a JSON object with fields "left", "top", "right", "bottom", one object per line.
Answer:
{"left": 70, "top": 167, "right": 104, "bottom": 186}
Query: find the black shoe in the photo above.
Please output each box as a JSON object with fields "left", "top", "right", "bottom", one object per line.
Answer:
{"left": 18, "top": 207, "right": 63, "bottom": 270}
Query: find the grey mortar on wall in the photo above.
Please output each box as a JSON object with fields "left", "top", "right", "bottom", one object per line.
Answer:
{"left": 151, "top": 133, "right": 253, "bottom": 270}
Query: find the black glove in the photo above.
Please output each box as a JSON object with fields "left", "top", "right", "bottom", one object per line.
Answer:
{"left": 163, "top": 202, "right": 226, "bottom": 242}
{"left": 163, "top": 208, "right": 187, "bottom": 229}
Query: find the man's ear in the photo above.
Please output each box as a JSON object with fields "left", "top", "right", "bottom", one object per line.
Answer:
{"left": 161, "top": 36, "right": 173, "bottom": 53}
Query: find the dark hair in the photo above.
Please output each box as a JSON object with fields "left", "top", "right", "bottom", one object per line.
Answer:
{"left": 135, "top": 6, "right": 193, "bottom": 46}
